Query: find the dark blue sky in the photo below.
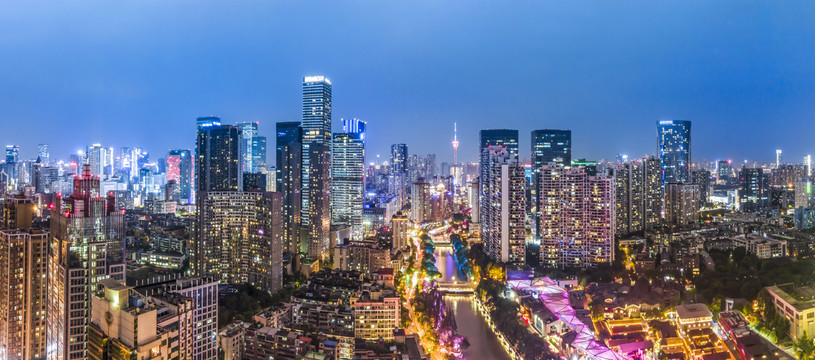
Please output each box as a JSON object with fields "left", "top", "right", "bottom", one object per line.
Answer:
{"left": 2, "top": 1, "right": 815, "bottom": 166}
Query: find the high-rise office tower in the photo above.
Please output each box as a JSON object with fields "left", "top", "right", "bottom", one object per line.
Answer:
{"left": 479, "top": 129, "right": 519, "bottom": 157}
{"left": 331, "top": 119, "right": 366, "bottom": 238}
{"left": 38, "top": 143, "right": 49, "bottom": 165}
{"left": 391, "top": 144, "right": 408, "bottom": 174}
{"left": 665, "top": 183, "right": 701, "bottom": 226}
{"left": 86, "top": 144, "right": 105, "bottom": 176}
{"left": 657, "top": 120, "right": 691, "bottom": 184}
{"left": 47, "top": 164, "right": 125, "bottom": 360}
{"left": 480, "top": 146, "right": 526, "bottom": 265}
{"left": 739, "top": 167, "right": 770, "bottom": 211}
{"left": 196, "top": 117, "right": 241, "bottom": 194}
{"left": 692, "top": 169, "right": 711, "bottom": 206}
{"left": 4, "top": 145, "right": 19, "bottom": 164}
{"left": 276, "top": 122, "right": 302, "bottom": 254}
{"left": 410, "top": 178, "right": 431, "bottom": 224}
{"left": 776, "top": 149, "right": 783, "bottom": 169}
{"left": 0, "top": 199, "right": 48, "bottom": 360}
{"left": 539, "top": 165, "right": 614, "bottom": 268}
{"left": 717, "top": 160, "right": 734, "bottom": 186}
{"left": 301, "top": 76, "right": 332, "bottom": 261}
{"left": 304, "top": 144, "right": 331, "bottom": 260}
{"left": 531, "top": 129, "right": 572, "bottom": 167}
{"left": 530, "top": 129, "right": 572, "bottom": 238}
{"left": 167, "top": 149, "right": 193, "bottom": 203}
{"left": 237, "top": 121, "right": 268, "bottom": 173}
{"left": 195, "top": 191, "right": 283, "bottom": 293}
{"left": 772, "top": 164, "right": 806, "bottom": 190}
{"left": 805, "top": 155, "right": 812, "bottom": 177}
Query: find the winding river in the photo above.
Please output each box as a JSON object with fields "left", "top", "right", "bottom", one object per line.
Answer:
{"left": 435, "top": 245, "right": 511, "bottom": 360}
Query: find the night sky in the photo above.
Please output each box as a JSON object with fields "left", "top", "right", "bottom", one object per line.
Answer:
{"left": 2, "top": 1, "right": 815, "bottom": 165}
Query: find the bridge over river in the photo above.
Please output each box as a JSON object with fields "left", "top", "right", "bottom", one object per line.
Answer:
{"left": 432, "top": 242, "right": 511, "bottom": 360}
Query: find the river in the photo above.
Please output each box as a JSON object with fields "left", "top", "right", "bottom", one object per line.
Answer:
{"left": 435, "top": 245, "right": 511, "bottom": 360}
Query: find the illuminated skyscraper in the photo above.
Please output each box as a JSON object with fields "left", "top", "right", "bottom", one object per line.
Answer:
{"left": 717, "top": 160, "right": 734, "bottom": 185}
{"left": 86, "top": 144, "right": 105, "bottom": 176}
{"left": 167, "top": 149, "right": 193, "bottom": 203}
{"left": 530, "top": 129, "right": 572, "bottom": 238}
{"left": 0, "top": 228, "right": 48, "bottom": 360}
{"left": 47, "top": 164, "right": 125, "bottom": 360}
{"left": 776, "top": 149, "right": 783, "bottom": 169}
{"left": 301, "top": 76, "right": 332, "bottom": 261}
{"left": 331, "top": 119, "right": 366, "bottom": 238}
{"left": 478, "top": 129, "right": 519, "bottom": 229}
{"left": 739, "top": 167, "right": 770, "bottom": 211}
{"left": 391, "top": 144, "right": 408, "bottom": 174}
{"left": 410, "top": 178, "right": 431, "bottom": 224}
{"left": 539, "top": 165, "right": 614, "bottom": 268}
{"left": 479, "top": 129, "right": 519, "bottom": 157}
{"left": 657, "top": 120, "right": 691, "bottom": 184}
{"left": 196, "top": 117, "right": 241, "bottom": 193}
{"left": 276, "top": 121, "right": 302, "bottom": 254}
{"left": 531, "top": 129, "right": 571, "bottom": 167}
{"left": 38, "top": 143, "right": 49, "bottom": 165}
{"left": 4, "top": 145, "right": 18, "bottom": 164}
{"left": 665, "top": 183, "right": 700, "bottom": 226}
{"left": 195, "top": 191, "right": 283, "bottom": 293}
{"left": 237, "top": 121, "right": 268, "bottom": 173}
{"left": 480, "top": 146, "right": 526, "bottom": 265}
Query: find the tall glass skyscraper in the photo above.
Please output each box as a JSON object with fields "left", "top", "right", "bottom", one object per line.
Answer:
{"left": 331, "top": 119, "right": 366, "bottom": 238}
{"left": 531, "top": 129, "right": 571, "bottom": 167}
{"left": 276, "top": 122, "right": 302, "bottom": 254}
{"left": 236, "top": 121, "right": 267, "bottom": 173}
{"left": 530, "top": 129, "right": 571, "bottom": 239}
{"left": 37, "top": 143, "right": 49, "bottom": 165}
{"left": 4, "top": 145, "right": 18, "bottom": 164}
{"left": 301, "top": 76, "right": 332, "bottom": 261}
{"left": 167, "top": 149, "right": 193, "bottom": 203}
{"left": 479, "top": 129, "right": 519, "bottom": 157}
{"left": 657, "top": 120, "right": 691, "bottom": 185}
{"left": 391, "top": 144, "right": 408, "bottom": 174}
{"left": 478, "top": 129, "right": 518, "bottom": 228}
{"left": 196, "top": 117, "right": 241, "bottom": 193}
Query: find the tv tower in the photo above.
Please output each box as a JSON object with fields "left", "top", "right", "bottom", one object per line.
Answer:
{"left": 452, "top": 122, "right": 459, "bottom": 165}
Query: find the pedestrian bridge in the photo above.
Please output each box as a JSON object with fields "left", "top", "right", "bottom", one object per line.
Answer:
{"left": 437, "top": 281, "right": 476, "bottom": 294}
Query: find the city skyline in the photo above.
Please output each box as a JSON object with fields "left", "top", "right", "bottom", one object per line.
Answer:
{"left": 3, "top": 1, "right": 815, "bottom": 164}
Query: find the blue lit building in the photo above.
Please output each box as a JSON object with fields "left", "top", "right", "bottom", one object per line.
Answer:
{"left": 331, "top": 119, "right": 366, "bottom": 238}
{"left": 657, "top": 120, "right": 692, "bottom": 184}
{"left": 301, "top": 76, "right": 332, "bottom": 260}
{"left": 391, "top": 144, "right": 408, "bottom": 174}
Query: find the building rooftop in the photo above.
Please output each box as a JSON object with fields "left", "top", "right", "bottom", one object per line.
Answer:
{"left": 675, "top": 303, "right": 712, "bottom": 320}
{"left": 100, "top": 278, "right": 132, "bottom": 291}
{"left": 766, "top": 283, "right": 815, "bottom": 312}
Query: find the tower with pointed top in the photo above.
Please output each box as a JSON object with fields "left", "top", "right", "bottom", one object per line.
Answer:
{"left": 452, "top": 123, "right": 459, "bottom": 166}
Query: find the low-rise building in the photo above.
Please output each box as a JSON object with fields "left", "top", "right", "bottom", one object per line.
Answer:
{"left": 765, "top": 283, "right": 815, "bottom": 341}
{"left": 219, "top": 321, "right": 247, "bottom": 360}
{"left": 141, "top": 250, "right": 185, "bottom": 268}
{"left": 333, "top": 239, "right": 390, "bottom": 274}
{"left": 731, "top": 234, "right": 787, "bottom": 259}
{"left": 352, "top": 288, "right": 400, "bottom": 341}
{"left": 674, "top": 303, "right": 713, "bottom": 333}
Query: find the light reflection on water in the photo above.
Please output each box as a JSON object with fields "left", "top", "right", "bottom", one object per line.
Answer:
{"left": 435, "top": 245, "right": 511, "bottom": 360}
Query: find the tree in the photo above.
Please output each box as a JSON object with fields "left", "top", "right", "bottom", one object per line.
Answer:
{"left": 794, "top": 332, "right": 815, "bottom": 360}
